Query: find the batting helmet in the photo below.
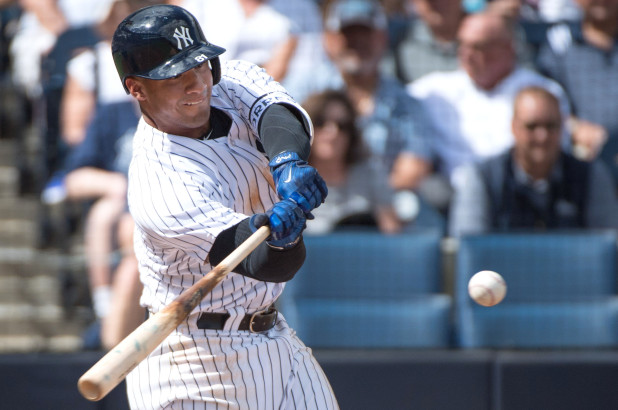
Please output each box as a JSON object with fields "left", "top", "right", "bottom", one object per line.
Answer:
{"left": 111, "top": 4, "right": 226, "bottom": 93}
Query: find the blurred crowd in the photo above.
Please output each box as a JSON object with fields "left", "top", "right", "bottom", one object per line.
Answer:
{"left": 0, "top": 0, "right": 617, "bottom": 350}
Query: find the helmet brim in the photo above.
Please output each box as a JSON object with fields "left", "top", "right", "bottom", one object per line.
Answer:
{"left": 135, "top": 43, "right": 226, "bottom": 81}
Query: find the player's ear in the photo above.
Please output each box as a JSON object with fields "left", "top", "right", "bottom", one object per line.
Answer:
{"left": 126, "top": 77, "right": 147, "bottom": 101}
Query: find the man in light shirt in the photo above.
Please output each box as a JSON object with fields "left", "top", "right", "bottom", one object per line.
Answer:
{"left": 448, "top": 86, "right": 618, "bottom": 237}
{"left": 407, "top": 11, "right": 570, "bottom": 190}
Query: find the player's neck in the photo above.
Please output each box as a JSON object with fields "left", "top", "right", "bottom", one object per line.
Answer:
{"left": 142, "top": 111, "right": 211, "bottom": 140}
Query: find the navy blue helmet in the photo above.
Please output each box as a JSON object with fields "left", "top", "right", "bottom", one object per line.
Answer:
{"left": 112, "top": 4, "right": 225, "bottom": 93}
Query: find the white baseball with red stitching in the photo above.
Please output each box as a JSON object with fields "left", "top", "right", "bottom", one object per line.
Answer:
{"left": 468, "top": 270, "right": 507, "bottom": 307}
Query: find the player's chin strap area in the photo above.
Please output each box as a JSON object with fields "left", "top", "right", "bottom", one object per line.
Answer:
{"left": 196, "top": 306, "right": 278, "bottom": 333}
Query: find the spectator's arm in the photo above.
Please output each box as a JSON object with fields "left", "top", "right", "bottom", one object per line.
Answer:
{"left": 568, "top": 117, "right": 608, "bottom": 161}
{"left": 389, "top": 152, "right": 433, "bottom": 191}
{"left": 263, "top": 36, "right": 299, "bottom": 83}
{"left": 60, "top": 73, "right": 96, "bottom": 146}
{"left": 448, "top": 165, "right": 491, "bottom": 237}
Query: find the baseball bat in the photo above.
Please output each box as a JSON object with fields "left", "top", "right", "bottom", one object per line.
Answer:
{"left": 77, "top": 225, "right": 271, "bottom": 401}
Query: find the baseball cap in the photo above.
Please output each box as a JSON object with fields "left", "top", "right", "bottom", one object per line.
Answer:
{"left": 324, "top": 0, "right": 388, "bottom": 32}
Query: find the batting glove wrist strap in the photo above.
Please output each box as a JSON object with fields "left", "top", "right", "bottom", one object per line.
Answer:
{"left": 269, "top": 151, "right": 328, "bottom": 216}
{"left": 249, "top": 199, "right": 307, "bottom": 250}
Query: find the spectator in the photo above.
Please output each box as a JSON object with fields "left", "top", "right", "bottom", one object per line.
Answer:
{"left": 485, "top": 0, "right": 583, "bottom": 61}
{"left": 302, "top": 89, "right": 402, "bottom": 235}
{"left": 536, "top": 0, "right": 618, "bottom": 185}
{"left": 396, "top": 0, "right": 465, "bottom": 83}
{"left": 486, "top": 0, "right": 582, "bottom": 23}
{"left": 269, "top": 0, "right": 329, "bottom": 100}
{"left": 35, "top": 0, "right": 153, "bottom": 187}
{"left": 180, "top": 0, "right": 298, "bottom": 82}
{"left": 407, "top": 11, "right": 570, "bottom": 200}
{"left": 43, "top": 0, "right": 156, "bottom": 349}
{"left": 9, "top": 0, "right": 116, "bottom": 99}
{"left": 58, "top": 0, "right": 146, "bottom": 148}
{"left": 449, "top": 86, "right": 618, "bottom": 237}
{"left": 379, "top": 0, "right": 415, "bottom": 83}
{"left": 297, "top": 0, "right": 433, "bottom": 197}
{"left": 61, "top": 100, "right": 142, "bottom": 350}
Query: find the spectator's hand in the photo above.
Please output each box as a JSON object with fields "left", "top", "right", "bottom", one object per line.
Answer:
{"left": 249, "top": 199, "right": 307, "bottom": 249}
{"left": 269, "top": 151, "right": 328, "bottom": 216}
{"left": 570, "top": 118, "right": 608, "bottom": 161}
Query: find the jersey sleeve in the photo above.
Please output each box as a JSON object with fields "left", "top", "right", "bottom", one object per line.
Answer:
{"left": 215, "top": 60, "right": 313, "bottom": 142}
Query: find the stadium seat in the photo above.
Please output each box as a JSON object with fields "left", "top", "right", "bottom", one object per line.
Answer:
{"left": 454, "top": 231, "right": 618, "bottom": 348}
{"left": 278, "top": 229, "right": 452, "bottom": 348}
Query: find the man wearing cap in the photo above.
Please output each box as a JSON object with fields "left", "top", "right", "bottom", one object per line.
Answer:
{"left": 111, "top": 4, "right": 337, "bottom": 409}
{"left": 296, "top": 0, "right": 435, "bottom": 206}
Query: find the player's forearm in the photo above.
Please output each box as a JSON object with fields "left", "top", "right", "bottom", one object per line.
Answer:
{"left": 259, "top": 104, "right": 311, "bottom": 160}
{"left": 209, "top": 219, "right": 306, "bottom": 282}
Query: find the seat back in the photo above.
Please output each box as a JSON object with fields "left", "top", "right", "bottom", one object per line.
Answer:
{"left": 278, "top": 229, "right": 452, "bottom": 348}
{"left": 455, "top": 231, "right": 617, "bottom": 304}
{"left": 288, "top": 230, "right": 444, "bottom": 300}
{"left": 454, "top": 231, "right": 618, "bottom": 348}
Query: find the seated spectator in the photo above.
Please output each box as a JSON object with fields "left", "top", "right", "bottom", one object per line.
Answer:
{"left": 302, "top": 89, "right": 402, "bottom": 235}
{"left": 407, "top": 11, "right": 570, "bottom": 204}
{"left": 269, "top": 0, "right": 329, "bottom": 100}
{"left": 397, "top": 0, "right": 465, "bottom": 83}
{"left": 535, "top": 0, "right": 618, "bottom": 185}
{"left": 59, "top": 100, "right": 143, "bottom": 350}
{"left": 449, "top": 86, "right": 618, "bottom": 237}
{"left": 179, "top": 0, "right": 298, "bottom": 82}
{"left": 296, "top": 0, "right": 433, "bottom": 197}
{"left": 60, "top": 0, "right": 155, "bottom": 148}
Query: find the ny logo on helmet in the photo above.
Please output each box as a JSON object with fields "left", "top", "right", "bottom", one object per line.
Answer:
{"left": 173, "top": 26, "right": 194, "bottom": 50}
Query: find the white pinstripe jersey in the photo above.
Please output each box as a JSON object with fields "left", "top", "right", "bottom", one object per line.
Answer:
{"left": 129, "top": 60, "right": 309, "bottom": 319}
{"left": 126, "top": 60, "right": 338, "bottom": 410}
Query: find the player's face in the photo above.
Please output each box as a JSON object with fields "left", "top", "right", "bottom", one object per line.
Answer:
{"left": 128, "top": 63, "right": 214, "bottom": 139}
{"left": 512, "top": 93, "right": 562, "bottom": 169}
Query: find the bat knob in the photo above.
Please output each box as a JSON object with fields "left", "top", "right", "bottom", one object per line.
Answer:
{"left": 78, "top": 377, "right": 103, "bottom": 401}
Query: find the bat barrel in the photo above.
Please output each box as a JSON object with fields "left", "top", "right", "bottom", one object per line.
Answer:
{"left": 77, "top": 310, "right": 180, "bottom": 400}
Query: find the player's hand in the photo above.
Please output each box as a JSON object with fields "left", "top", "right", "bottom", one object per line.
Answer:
{"left": 249, "top": 199, "right": 307, "bottom": 250}
{"left": 269, "top": 151, "right": 328, "bottom": 216}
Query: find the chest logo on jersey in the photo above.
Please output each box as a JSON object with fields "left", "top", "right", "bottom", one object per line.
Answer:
{"left": 173, "top": 26, "right": 194, "bottom": 50}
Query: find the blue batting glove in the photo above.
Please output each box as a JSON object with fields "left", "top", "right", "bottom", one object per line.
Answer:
{"left": 249, "top": 199, "right": 307, "bottom": 249}
{"left": 269, "top": 151, "right": 328, "bottom": 216}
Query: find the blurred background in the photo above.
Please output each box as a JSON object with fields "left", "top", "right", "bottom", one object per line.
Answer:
{"left": 0, "top": 0, "right": 617, "bottom": 409}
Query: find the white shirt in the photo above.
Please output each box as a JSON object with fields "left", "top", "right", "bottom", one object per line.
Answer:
{"left": 182, "top": 0, "right": 296, "bottom": 66}
{"left": 407, "top": 66, "right": 570, "bottom": 182}
{"left": 66, "top": 41, "right": 132, "bottom": 105}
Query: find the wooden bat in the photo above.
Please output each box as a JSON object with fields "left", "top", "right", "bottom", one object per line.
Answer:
{"left": 77, "top": 225, "right": 271, "bottom": 401}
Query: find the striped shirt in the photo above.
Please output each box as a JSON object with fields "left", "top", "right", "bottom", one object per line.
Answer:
{"left": 129, "top": 60, "right": 309, "bottom": 321}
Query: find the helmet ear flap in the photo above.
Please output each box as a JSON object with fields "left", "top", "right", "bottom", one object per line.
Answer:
{"left": 210, "top": 57, "right": 221, "bottom": 85}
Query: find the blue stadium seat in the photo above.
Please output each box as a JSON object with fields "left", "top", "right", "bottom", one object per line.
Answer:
{"left": 278, "top": 230, "right": 452, "bottom": 348}
{"left": 454, "top": 231, "right": 618, "bottom": 348}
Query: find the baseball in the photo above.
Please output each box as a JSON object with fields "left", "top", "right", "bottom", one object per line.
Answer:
{"left": 468, "top": 270, "right": 507, "bottom": 307}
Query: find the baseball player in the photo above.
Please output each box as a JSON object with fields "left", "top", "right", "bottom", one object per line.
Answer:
{"left": 111, "top": 5, "right": 338, "bottom": 409}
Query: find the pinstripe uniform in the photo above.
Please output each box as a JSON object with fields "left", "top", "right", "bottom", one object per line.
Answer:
{"left": 125, "top": 60, "right": 338, "bottom": 409}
